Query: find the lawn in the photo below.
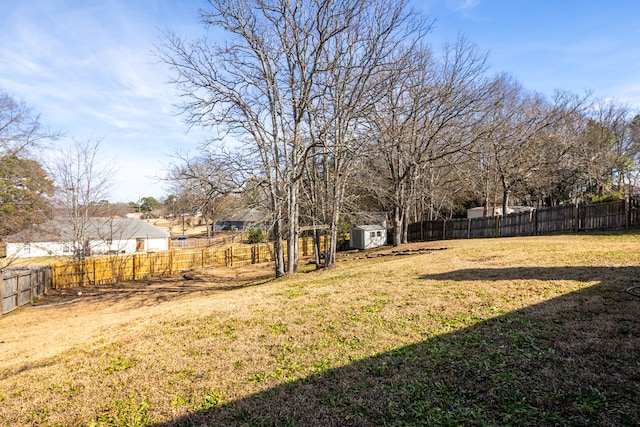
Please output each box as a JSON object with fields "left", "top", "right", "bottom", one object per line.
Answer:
{"left": 1, "top": 234, "right": 639, "bottom": 426}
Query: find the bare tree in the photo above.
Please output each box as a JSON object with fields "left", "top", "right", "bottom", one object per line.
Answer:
{"left": 629, "top": 114, "right": 640, "bottom": 195}
{"left": 160, "top": 0, "right": 426, "bottom": 274}
{"left": 366, "top": 37, "right": 491, "bottom": 245}
{"left": 574, "top": 100, "right": 640, "bottom": 200}
{"left": 469, "top": 74, "right": 589, "bottom": 215}
{"left": 0, "top": 90, "right": 60, "bottom": 157}
{"left": 160, "top": 0, "right": 323, "bottom": 275}
{"left": 166, "top": 151, "right": 237, "bottom": 236}
{"left": 301, "top": 0, "right": 430, "bottom": 262}
{"left": 49, "top": 137, "right": 115, "bottom": 260}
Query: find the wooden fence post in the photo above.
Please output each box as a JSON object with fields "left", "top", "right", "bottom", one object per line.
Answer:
{"left": 0, "top": 270, "right": 4, "bottom": 315}
{"left": 16, "top": 272, "right": 21, "bottom": 309}
{"left": 30, "top": 270, "right": 34, "bottom": 303}
{"left": 133, "top": 254, "right": 137, "bottom": 281}
{"left": 226, "top": 247, "right": 233, "bottom": 267}
{"left": 625, "top": 198, "right": 629, "bottom": 230}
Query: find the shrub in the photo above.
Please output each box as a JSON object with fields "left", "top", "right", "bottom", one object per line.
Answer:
{"left": 592, "top": 192, "right": 625, "bottom": 203}
{"left": 246, "top": 228, "right": 264, "bottom": 244}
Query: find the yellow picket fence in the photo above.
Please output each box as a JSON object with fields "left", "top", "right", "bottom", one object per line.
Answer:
{"left": 50, "top": 237, "right": 320, "bottom": 289}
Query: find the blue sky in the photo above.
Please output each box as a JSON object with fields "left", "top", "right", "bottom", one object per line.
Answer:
{"left": 1, "top": 0, "right": 638, "bottom": 203}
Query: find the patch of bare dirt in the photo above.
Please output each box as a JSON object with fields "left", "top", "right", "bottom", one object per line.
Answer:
{"left": 0, "top": 263, "right": 275, "bottom": 371}
{"left": 337, "top": 246, "right": 448, "bottom": 261}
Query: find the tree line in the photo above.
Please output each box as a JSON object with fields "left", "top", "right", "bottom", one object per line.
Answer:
{"left": 159, "top": 0, "right": 640, "bottom": 277}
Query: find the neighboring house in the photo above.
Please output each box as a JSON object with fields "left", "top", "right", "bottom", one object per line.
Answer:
{"left": 467, "top": 206, "right": 535, "bottom": 219}
{"left": 5, "top": 217, "right": 170, "bottom": 258}
{"left": 350, "top": 224, "right": 387, "bottom": 250}
{"left": 215, "top": 209, "right": 264, "bottom": 231}
{"left": 467, "top": 206, "right": 501, "bottom": 218}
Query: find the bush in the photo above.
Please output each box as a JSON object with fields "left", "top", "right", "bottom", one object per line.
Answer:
{"left": 592, "top": 192, "right": 625, "bottom": 203}
{"left": 246, "top": 228, "right": 264, "bottom": 244}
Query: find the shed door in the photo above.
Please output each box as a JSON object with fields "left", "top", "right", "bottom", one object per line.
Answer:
{"left": 351, "top": 229, "right": 364, "bottom": 249}
{"left": 136, "top": 238, "right": 145, "bottom": 252}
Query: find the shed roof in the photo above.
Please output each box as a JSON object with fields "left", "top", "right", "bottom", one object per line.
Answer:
{"left": 219, "top": 208, "right": 264, "bottom": 223}
{"left": 353, "top": 224, "right": 386, "bottom": 231}
{"left": 351, "top": 211, "right": 388, "bottom": 225}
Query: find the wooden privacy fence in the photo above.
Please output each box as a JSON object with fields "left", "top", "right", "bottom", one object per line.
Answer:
{"left": 1, "top": 266, "right": 51, "bottom": 315}
{"left": 408, "top": 198, "right": 640, "bottom": 242}
{"left": 50, "top": 237, "right": 319, "bottom": 289}
{"left": 168, "top": 235, "right": 244, "bottom": 250}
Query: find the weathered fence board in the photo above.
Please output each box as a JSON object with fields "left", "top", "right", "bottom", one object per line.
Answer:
{"left": 408, "top": 199, "right": 640, "bottom": 243}
{"left": 535, "top": 204, "right": 576, "bottom": 234}
{"left": 578, "top": 200, "right": 627, "bottom": 231}
{"left": 469, "top": 216, "right": 499, "bottom": 239}
{"left": 446, "top": 219, "right": 469, "bottom": 240}
{"left": 1, "top": 267, "right": 50, "bottom": 315}
{"left": 629, "top": 198, "right": 640, "bottom": 225}
{"left": 501, "top": 211, "right": 535, "bottom": 237}
{"left": 407, "top": 220, "right": 445, "bottom": 242}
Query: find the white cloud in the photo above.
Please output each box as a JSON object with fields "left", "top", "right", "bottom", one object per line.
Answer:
{"left": 0, "top": 0, "right": 206, "bottom": 198}
{"left": 449, "top": 0, "right": 480, "bottom": 12}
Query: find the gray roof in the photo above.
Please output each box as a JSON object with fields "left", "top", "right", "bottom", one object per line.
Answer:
{"left": 351, "top": 211, "right": 388, "bottom": 226}
{"left": 220, "top": 208, "right": 264, "bottom": 223}
{"left": 353, "top": 224, "right": 386, "bottom": 231}
{"left": 6, "top": 217, "right": 169, "bottom": 243}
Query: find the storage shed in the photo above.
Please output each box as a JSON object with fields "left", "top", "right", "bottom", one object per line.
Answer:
{"left": 350, "top": 224, "right": 387, "bottom": 250}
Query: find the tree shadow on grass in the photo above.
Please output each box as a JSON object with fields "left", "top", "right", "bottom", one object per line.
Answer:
{"left": 156, "top": 266, "right": 640, "bottom": 426}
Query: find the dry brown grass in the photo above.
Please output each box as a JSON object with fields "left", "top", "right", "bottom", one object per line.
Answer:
{"left": 1, "top": 233, "right": 639, "bottom": 426}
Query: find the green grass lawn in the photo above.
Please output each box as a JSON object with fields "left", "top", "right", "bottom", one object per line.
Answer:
{"left": 1, "top": 233, "right": 639, "bottom": 426}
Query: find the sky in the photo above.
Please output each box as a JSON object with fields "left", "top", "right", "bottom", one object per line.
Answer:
{"left": 1, "top": 0, "right": 639, "bottom": 203}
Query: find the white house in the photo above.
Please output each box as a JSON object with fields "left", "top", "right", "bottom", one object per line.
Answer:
{"left": 467, "top": 206, "right": 535, "bottom": 219}
{"left": 350, "top": 224, "right": 387, "bottom": 250}
{"left": 5, "top": 217, "right": 170, "bottom": 258}
{"left": 467, "top": 207, "right": 502, "bottom": 218}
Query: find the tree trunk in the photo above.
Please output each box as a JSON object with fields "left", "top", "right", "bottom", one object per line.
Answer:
{"left": 313, "top": 228, "right": 322, "bottom": 266}
{"left": 286, "top": 182, "right": 299, "bottom": 274}
{"left": 402, "top": 209, "right": 409, "bottom": 244}
{"left": 392, "top": 205, "right": 403, "bottom": 246}
{"left": 501, "top": 175, "right": 510, "bottom": 217}
{"left": 272, "top": 227, "right": 285, "bottom": 278}
{"left": 325, "top": 203, "right": 341, "bottom": 267}
{"left": 271, "top": 201, "right": 285, "bottom": 278}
